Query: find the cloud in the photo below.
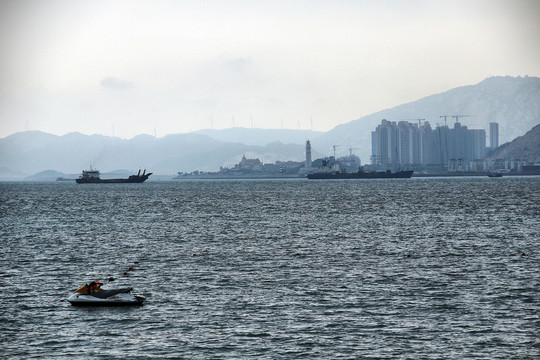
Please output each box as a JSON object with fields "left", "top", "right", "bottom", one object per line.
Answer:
{"left": 100, "top": 77, "right": 134, "bottom": 89}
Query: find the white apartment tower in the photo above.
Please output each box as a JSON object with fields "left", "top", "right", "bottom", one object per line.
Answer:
{"left": 490, "top": 122, "right": 499, "bottom": 149}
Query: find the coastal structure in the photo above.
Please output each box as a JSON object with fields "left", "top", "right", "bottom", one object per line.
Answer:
{"left": 179, "top": 154, "right": 305, "bottom": 178}
{"left": 235, "top": 155, "right": 263, "bottom": 171}
{"left": 307, "top": 169, "right": 413, "bottom": 179}
{"left": 371, "top": 119, "right": 487, "bottom": 170}
{"left": 305, "top": 140, "right": 312, "bottom": 168}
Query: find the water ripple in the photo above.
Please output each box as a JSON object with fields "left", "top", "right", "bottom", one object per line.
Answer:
{"left": 0, "top": 178, "right": 539, "bottom": 359}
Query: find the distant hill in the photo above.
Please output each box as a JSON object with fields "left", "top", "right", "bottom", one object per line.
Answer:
{"left": 1, "top": 76, "right": 538, "bottom": 178}
{"left": 314, "top": 76, "right": 540, "bottom": 162}
{"left": 0, "top": 130, "right": 320, "bottom": 178}
{"left": 25, "top": 169, "right": 66, "bottom": 181}
{"left": 485, "top": 124, "right": 540, "bottom": 163}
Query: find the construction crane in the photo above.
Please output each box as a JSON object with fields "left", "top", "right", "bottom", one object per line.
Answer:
{"left": 348, "top": 147, "right": 359, "bottom": 156}
{"left": 439, "top": 115, "right": 451, "bottom": 126}
{"left": 452, "top": 115, "right": 472, "bottom": 124}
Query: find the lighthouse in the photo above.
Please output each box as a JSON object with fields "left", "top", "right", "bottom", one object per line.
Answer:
{"left": 305, "top": 140, "right": 312, "bottom": 168}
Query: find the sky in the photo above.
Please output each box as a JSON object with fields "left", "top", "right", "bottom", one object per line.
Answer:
{"left": 1, "top": 0, "right": 539, "bottom": 139}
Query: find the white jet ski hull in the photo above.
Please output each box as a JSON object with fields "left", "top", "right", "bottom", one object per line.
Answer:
{"left": 68, "top": 292, "right": 144, "bottom": 306}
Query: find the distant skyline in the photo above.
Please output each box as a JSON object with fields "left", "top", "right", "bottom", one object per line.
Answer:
{"left": 1, "top": 0, "right": 539, "bottom": 139}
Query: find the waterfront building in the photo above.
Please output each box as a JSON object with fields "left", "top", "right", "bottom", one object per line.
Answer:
{"left": 490, "top": 122, "right": 499, "bottom": 149}
{"left": 371, "top": 119, "right": 487, "bottom": 169}
{"left": 235, "top": 155, "right": 262, "bottom": 171}
{"left": 371, "top": 119, "right": 398, "bottom": 168}
{"left": 470, "top": 129, "right": 487, "bottom": 160}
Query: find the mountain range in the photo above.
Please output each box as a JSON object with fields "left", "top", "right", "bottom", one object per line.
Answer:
{"left": 1, "top": 76, "right": 539, "bottom": 180}
{"left": 485, "top": 124, "right": 540, "bottom": 163}
{"left": 314, "top": 75, "right": 540, "bottom": 162}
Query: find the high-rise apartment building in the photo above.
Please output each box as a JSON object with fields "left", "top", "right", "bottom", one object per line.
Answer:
{"left": 489, "top": 122, "right": 499, "bottom": 149}
{"left": 371, "top": 119, "right": 487, "bottom": 169}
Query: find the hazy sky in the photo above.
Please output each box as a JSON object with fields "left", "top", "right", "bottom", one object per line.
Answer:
{"left": 1, "top": 0, "right": 539, "bottom": 139}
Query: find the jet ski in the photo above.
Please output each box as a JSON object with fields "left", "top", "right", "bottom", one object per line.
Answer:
{"left": 68, "top": 281, "right": 145, "bottom": 306}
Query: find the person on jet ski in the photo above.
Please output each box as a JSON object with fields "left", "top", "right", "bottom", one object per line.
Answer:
{"left": 87, "top": 281, "right": 103, "bottom": 295}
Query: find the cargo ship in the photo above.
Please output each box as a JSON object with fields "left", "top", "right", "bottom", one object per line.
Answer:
{"left": 307, "top": 168, "right": 413, "bottom": 179}
{"left": 76, "top": 168, "right": 152, "bottom": 183}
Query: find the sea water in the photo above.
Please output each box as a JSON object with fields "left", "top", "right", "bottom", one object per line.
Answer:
{"left": 1, "top": 177, "right": 538, "bottom": 359}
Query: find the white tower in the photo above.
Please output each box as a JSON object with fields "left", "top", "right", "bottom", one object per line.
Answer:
{"left": 490, "top": 122, "right": 499, "bottom": 149}
{"left": 305, "top": 140, "right": 312, "bottom": 168}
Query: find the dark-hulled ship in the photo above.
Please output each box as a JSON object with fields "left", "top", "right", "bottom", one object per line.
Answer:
{"left": 76, "top": 168, "right": 152, "bottom": 183}
{"left": 307, "top": 167, "right": 413, "bottom": 179}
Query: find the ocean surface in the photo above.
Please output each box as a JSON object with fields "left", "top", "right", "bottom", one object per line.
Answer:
{"left": 1, "top": 177, "right": 539, "bottom": 359}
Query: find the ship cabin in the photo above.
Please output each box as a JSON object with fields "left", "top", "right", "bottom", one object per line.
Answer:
{"left": 80, "top": 169, "right": 101, "bottom": 180}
